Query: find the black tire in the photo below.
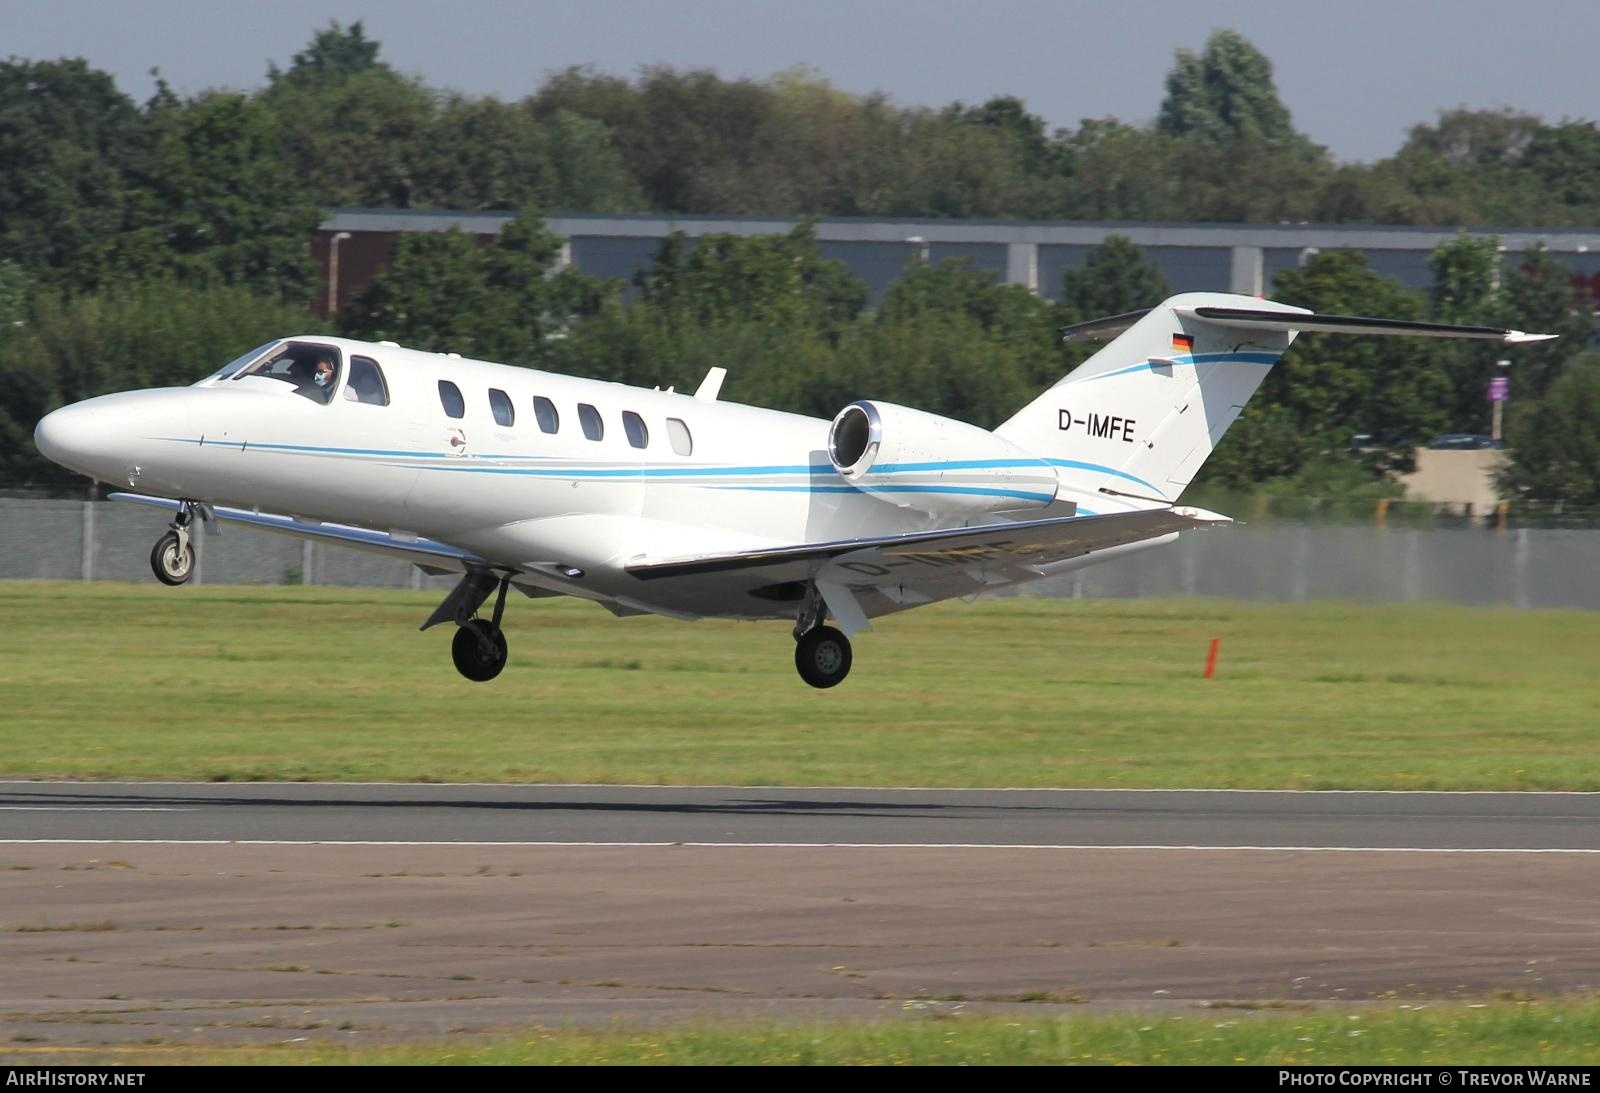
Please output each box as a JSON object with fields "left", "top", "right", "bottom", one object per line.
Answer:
{"left": 150, "top": 531, "right": 194, "bottom": 586}
{"left": 451, "top": 620, "right": 508, "bottom": 682}
{"left": 794, "top": 625, "right": 852, "bottom": 689}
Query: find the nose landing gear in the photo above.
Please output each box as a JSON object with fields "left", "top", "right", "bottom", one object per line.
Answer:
{"left": 149, "top": 502, "right": 210, "bottom": 585}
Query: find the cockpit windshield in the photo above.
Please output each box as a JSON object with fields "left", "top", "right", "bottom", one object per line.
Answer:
{"left": 192, "top": 341, "right": 282, "bottom": 386}
{"left": 229, "top": 343, "right": 343, "bottom": 404}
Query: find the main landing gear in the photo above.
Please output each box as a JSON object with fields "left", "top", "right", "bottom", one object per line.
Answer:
{"left": 452, "top": 619, "right": 508, "bottom": 682}
{"left": 150, "top": 502, "right": 208, "bottom": 585}
{"left": 434, "top": 571, "right": 513, "bottom": 682}
{"left": 792, "top": 585, "right": 853, "bottom": 689}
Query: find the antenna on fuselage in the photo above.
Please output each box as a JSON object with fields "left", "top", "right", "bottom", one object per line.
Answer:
{"left": 694, "top": 366, "right": 727, "bottom": 403}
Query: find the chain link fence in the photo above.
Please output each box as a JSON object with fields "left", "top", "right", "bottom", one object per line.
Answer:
{"left": 3, "top": 498, "right": 1598, "bottom": 610}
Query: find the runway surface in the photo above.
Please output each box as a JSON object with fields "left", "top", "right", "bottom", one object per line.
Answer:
{"left": 4, "top": 781, "right": 1599, "bottom": 849}
{"left": 2, "top": 783, "right": 1597, "bottom": 1051}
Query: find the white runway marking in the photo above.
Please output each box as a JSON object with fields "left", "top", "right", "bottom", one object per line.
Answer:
{"left": 0, "top": 807, "right": 194, "bottom": 812}
{"left": 0, "top": 839, "right": 1596, "bottom": 853}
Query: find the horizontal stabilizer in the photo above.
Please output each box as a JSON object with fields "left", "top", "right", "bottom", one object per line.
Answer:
{"left": 1058, "top": 308, "right": 1152, "bottom": 342}
{"left": 1178, "top": 306, "right": 1557, "bottom": 344}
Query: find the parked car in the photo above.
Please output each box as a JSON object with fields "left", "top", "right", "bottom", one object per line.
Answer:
{"left": 1428, "top": 433, "right": 1504, "bottom": 450}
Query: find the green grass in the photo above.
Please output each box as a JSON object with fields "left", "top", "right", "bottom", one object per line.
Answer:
{"left": 2, "top": 581, "right": 1597, "bottom": 788}
{"left": 6, "top": 1001, "right": 1598, "bottom": 1065}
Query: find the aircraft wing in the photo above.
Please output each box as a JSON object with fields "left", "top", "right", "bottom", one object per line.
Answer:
{"left": 108, "top": 492, "right": 487, "bottom": 573}
{"left": 627, "top": 506, "right": 1228, "bottom": 591}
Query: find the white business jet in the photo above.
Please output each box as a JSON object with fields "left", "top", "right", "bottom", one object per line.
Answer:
{"left": 33, "top": 292, "right": 1551, "bottom": 687}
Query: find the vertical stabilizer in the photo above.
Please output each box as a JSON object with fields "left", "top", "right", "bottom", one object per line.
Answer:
{"left": 995, "top": 292, "right": 1304, "bottom": 510}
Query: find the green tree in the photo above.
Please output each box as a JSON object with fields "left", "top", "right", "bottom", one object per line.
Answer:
{"left": 0, "top": 281, "right": 312, "bottom": 489}
{"left": 341, "top": 210, "right": 605, "bottom": 364}
{"left": 557, "top": 225, "right": 866, "bottom": 411}
{"left": 0, "top": 58, "right": 147, "bottom": 289}
{"left": 259, "top": 24, "right": 438, "bottom": 208}
{"left": 1203, "top": 250, "right": 1449, "bottom": 488}
{"left": 1157, "top": 30, "right": 1321, "bottom": 159}
{"left": 269, "top": 20, "right": 387, "bottom": 84}
{"left": 541, "top": 109, "right": 643, "bottom": 212}
{"left": 832, "top": 259, "right": 1061, "bottom": 426}
{"left": 1060, "top": 235, "right": 1171, "bottom": 324}
{"left": 1053, "top": 120, "right": 1183, "bottom": 221}
{"left": 113, "top": 92, "right": 321, "bottom": 301}
{"left": 634, "top": 225, "right": 866, "bottom": 340}
{"left": 1521, "top": 121, "right": 1600, "bottom": 215}
{"left": 1499, "top": 353, "right": 1600, "bottom": 504}
{"left": 1427, "top": 233, "right": 1506, "bottom": 431}
{"left": 260, "top": 66, "right": 437, "bottom": 208}
{"left": 1496, "top": 244, "right": 1592, "bottom": 400}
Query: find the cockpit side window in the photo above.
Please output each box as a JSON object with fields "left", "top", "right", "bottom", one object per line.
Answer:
{"left": 346, "top": 356, "right": 390, "bottom": 406}
{"left": 233, "top": 344, "right": 341, "bottom": 404}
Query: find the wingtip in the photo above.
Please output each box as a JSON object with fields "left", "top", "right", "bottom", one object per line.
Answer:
{"left": 1505, "top": 331, "right": 1560, "bottom": 344}
{"left": 1172, "top": 506, "right": 1233, "bottom": 525}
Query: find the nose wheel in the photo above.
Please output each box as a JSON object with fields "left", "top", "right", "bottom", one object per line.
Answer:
{"left": 150, "top": 530, "right": 194, "bottom": 585}
{"left": 149, "top": 503, "right": 206, "bottom": 586}
{"left": 794, "top": 625, "right": 852, "bottom": 689}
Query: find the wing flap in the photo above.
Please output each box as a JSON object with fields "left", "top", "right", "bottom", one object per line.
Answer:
{"left": 626, "top": 507, "right": 1230, "bottom": 587}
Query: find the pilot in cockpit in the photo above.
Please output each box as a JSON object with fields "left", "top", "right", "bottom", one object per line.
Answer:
{"left": 295, "top": 352, "right": 339, "bottom": 404}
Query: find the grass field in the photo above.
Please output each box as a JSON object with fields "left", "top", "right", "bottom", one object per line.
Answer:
{"left": 5, "top": 1001, "right": 1598, "bottom": 1066}
{"left": 2, "top": 581, "right": 1596, "bottom": 788}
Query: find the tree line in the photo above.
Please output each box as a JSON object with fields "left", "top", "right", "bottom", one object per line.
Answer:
{"left": 2, "top": 23, "right": 1597, "bottom": 504}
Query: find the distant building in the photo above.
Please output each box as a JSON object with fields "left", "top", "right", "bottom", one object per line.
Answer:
{"left": 314, "top": 208, "right": 1600, "bottom": 317}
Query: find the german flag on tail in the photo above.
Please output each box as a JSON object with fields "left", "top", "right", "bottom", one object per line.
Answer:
{"left": 1172, "top": 333, "right": 1194, "bottom": 352}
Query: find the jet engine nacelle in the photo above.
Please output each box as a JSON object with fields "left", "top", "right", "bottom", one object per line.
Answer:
{"left": 827, "top": 400, "right": 1058, "bottom": 515}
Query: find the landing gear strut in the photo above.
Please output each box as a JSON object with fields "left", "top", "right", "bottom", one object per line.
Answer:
{"left": 448, "top": 574, "right": 512, "bottom": 682}
{"left": 150, "top": 502, "right": 204, "bottom": 585}
{"left": 792, "top": 584, "right": 852, "bottom": 689}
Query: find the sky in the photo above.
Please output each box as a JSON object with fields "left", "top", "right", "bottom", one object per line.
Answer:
{"left": 4, "top": 0, "right": 1597, "bottom": 165}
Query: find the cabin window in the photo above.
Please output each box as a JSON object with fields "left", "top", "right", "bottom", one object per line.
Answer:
{"left": 533, "top": 396, "right": 559, "bottom": 434}
{"left": 665, "top": 417, "right": 693, "bottom": 457}
{"left": 578, "top": 403, "right": 604, "bottom": 441}
{"left": 489, "top": 388, "right": 514, "bottom": 427}
{"left": 438, "top": 380, "right": 465, "bottom": 419}
{"left": 622, "top": 411, "right": 649, "bottom": 449}
{"left": 346, "top": 356, "right": 390, "bottom": 406}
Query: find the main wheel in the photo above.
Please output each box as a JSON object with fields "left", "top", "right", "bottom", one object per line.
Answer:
{"left": 150, "top": 531, "right": 194, "bottom": 586}
{"left": 794, "top": 625, "right": 852, "bottom": 689}
{"left": 451, "top": 620, "right": 508, "bottom": 682}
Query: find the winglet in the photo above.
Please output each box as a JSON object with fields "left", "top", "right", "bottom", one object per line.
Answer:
{"left": 694, "top": 366, "right": 727, "bottom": 402}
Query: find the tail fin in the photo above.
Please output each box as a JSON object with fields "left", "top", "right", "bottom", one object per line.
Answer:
{"left": 994, "top": 291, "right": 1554, "bottom": 511}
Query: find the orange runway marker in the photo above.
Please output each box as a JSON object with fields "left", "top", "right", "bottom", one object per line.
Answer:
{"left": 1203, "top": 637, "right": 1221, "bottom": 679}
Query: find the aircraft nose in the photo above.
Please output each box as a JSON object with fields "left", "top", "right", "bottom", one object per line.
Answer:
{"left": 33, "top": 401, "right": 105, "bottom": 474}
